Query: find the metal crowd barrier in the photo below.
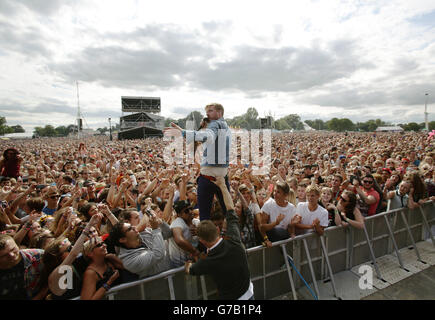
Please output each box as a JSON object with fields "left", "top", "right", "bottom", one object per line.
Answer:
{"left": 72, "top": 201, "right": 434, "bottom": 300}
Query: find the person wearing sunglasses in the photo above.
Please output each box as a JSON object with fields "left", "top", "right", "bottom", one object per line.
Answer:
{"left": 42, "top": 187, "right": 60, "bottom": 216}
{"left": 45, "top": 213, "right": 104, "bottom": 299}
{"left": 334, "top": 191, "right": 364, "bottom": 229}
{"left": 398, "top": 158, "right": 410, "bottom": 176}
{"left": 109, "top": 211, "right": 172, "bottom": 279}
{"left": 80, "top": 236, "right": 121, "bottom": 300}
{"left": 353, "top": 174, "right": 381, "bottom": 217}
{"left": 168, "top": 200, "right": 200, "bottom": 268}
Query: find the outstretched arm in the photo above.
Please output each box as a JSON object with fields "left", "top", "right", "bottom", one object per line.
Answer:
{"left": 48, "top": 213, "right": 103, "bottom": 296}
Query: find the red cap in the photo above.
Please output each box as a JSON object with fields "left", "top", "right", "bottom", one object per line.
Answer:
{"left": 382, "top": 168, "right": 392, "bottom": 174}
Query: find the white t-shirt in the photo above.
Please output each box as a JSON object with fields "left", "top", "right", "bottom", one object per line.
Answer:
{"left": 295, "top": 202, "right": 329, "bottom": 233}
{"left": 168, "top": 217, "right": 192, "bottom": 267}
{"left": 261, "top": 198, "right": 296, "bottom": 229}
{"left": 249, "top": 202, "right": 261, "bottom": 215}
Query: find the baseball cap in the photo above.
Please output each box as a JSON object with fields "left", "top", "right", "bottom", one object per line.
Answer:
{"left": 173, "top": 200, "right": 192, "bottom": 214}
{"left": 83, "top": 180, "right": 95, "bottom": 187}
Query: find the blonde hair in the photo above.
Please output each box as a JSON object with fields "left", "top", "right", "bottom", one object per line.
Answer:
{"left": 305, "top": 185, "right": 320, "bottom": 196}
{"left": 287, "top": 188, "right": 297, "bottom": 206}
{"left": 372, "top": 173, "right": 384, "bottom": 184}
{"left": 321, "top": 187, "right": 333, "bottom": 197}
{"left": 83, "top": 236, "right": 103, "bottom": 257}
{"left": 205, "top": 103, "right": 224, "bottom": 116}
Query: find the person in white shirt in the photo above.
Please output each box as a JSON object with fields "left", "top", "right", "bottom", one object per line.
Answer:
{"left": 295, "top": 185, "right": 329, "bottom": 236}
{"left": 296, "top": 183, "right": 307, "bottom": 205}
{"left": 257, "top": 181, "right": 301, "bottom": 247}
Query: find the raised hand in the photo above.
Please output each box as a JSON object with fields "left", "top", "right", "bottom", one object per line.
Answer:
{"left": 242, "top": 179, "right": 253, "bottom": 190}
{"left": 230, "top": 180, "right": 239, "bottom": 191}
{"left": 89, "top": 213, "right": 103, "bottom": 226}
{"left": 29, "top": 209, "right": 42, "bottom": 222}
{"left": 148, "top": 211, "right": 160, "bottom": 229}
{"left": 275, "top": 213, "right": 285, "bottom": 225}
{"left": 107, "top": 270, "right": 120, "bottom": 286}
{"left": 291, "top": 214, "right": 302, "bottom": 225}
{"left": 160, "top": 178, "right": 170, "bottom": 188}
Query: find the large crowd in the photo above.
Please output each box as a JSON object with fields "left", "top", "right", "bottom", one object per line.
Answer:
{"left": 0, "top": 127, "right": 434, "bottom": 300}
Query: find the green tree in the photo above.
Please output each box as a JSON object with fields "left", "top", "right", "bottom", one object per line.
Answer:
{"left": 305, "top": 119, "right": 326, "bottom": 130}
{"left": 0, "top": 116, "right": 16, "bottom": 135}
{"left": 274, "top": 118, "right": 291, "bottom": 130}
{"left": 67, "top": 124, "right": 78, "bottom": 134}
{"left": 403, "top": 122, "right": 421, "bottom": 131}
{"left": 97, "top": 127, "right": 109, "bottom": 134}
{"left": 55, "top": 126, "right": 69, "bottom": 136}
{"left": 245, "top": 107, "right": 260, "bottom": 129}
{"left": 275, "top": 114, "right": 304, "bottom": 130}
{"left": 185, "top": 111, "right": 204, "bottom": 130}
{"left": 164, "top": 118, "right": 175, "bottom": 127}
{"left": 10, "top": 125, "right": 25, "bottom": 133}
{"left": 226, "top": 107, "right": 260, "bottom": 129}
{"left": 33, "top": 125, "right": 57, "bottom": 137}
{"left": 326, "top": 118, "right": 355, "bottom": 132}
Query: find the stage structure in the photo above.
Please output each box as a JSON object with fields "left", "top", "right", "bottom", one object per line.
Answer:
{"left": 260, "top": 116, "right": 274, "bottom": 129}
{"left": 118, "top": 96, "right": 164, "bottom": 140}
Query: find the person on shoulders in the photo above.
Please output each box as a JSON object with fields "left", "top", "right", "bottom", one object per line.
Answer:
{"left": 185, "top": 176, "right": 254, "bottom": 300}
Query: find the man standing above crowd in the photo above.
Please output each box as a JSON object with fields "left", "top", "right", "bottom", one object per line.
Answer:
{"left": 164, "top": 103, "right": 231, "bottom": 221}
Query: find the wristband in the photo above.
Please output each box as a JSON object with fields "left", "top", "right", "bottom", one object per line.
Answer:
{"left": 102, "top": 283, "right": 110, "bottom": 291}
{"left": 263, "top": 235, "right": 269, "bottom": 241}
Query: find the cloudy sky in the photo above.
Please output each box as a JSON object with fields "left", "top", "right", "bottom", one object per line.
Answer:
{"left": 0, "top": 0, "right": 434, "bottom": 133}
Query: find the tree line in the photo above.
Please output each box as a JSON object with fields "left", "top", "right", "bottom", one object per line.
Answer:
{"left": 3, "top": 107, "right": 433, "bottom": 138}
{"left": 167, "top": 107, "right": 435, "bottom": 132}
